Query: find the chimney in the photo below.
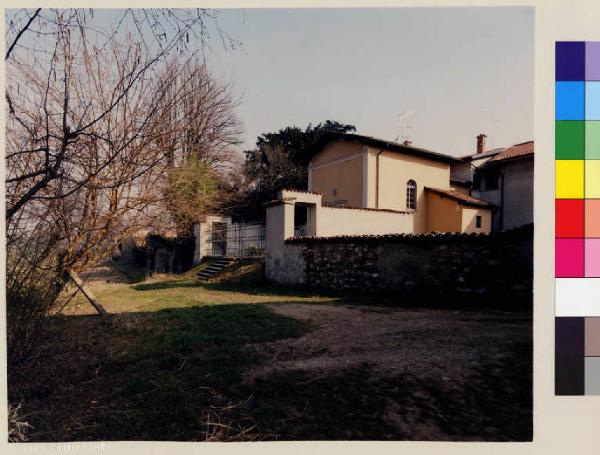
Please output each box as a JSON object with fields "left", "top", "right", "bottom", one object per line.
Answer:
{"left": 476, "top": 134, "right": 487, "bottom": 154}
{"left": 403, "top": 139, "right": 412, "bottom": 146}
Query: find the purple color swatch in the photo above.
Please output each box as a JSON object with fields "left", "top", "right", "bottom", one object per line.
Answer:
{"left": 586, "top": 42, "right": 600, "bottom": 80}
{"left": 556, "top": 317, "right": 585, "bottom": 357}
{"left": 556, "top": 41, "right": 585, "bottom": 81}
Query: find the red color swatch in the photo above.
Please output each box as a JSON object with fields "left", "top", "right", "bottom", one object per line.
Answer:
{"left": 556, "top": 199, "right": 585, "bottom": 238}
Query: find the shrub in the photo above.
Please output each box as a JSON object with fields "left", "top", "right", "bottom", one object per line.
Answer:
{"left": 6, "top": 248, "right": 67, "bottom": 366}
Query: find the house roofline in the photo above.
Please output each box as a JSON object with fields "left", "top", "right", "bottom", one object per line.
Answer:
{"left": 306, "top": 132, "right": 461, "bottom": 165}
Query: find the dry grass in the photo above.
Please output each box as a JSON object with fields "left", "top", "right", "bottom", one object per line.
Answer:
{"left": 9, "top": 261, "right": 532, "bottom": 442}
{"left": 8, "top": 403, "right": 34, "bottom": 442}
{"left": 59, "top": 262, "right": 337, "bottom": 316}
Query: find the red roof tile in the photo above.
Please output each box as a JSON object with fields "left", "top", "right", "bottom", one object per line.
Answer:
{"left": 490, "top": 141, "right": 534, "bottom": 162}
{"left": 425, "top": 187, "right": 492, "bottom": 208}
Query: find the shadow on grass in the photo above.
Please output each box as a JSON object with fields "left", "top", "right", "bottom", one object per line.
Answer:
{"left": 104, "top": 260, "right": 147, "bottom": 284}
{"left": 203, "top": 280, "right": 339, "bottom": 298}
{"left": 246, "top": 336, "right": 532, "bottom": 442}
{"left": 131, "top": 279, "right": 202, "bottom": 291}
{"left": 9, "top": 303, "right": 310, "bottom": 442}
{"left": 10, "top": 300, "right": 532, "bottom": 442}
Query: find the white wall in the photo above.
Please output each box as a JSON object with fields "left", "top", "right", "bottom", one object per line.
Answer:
{"left": 265, "top": 190, "right": 415, "bottom": 281}
{"left": 316, "top": 206, "right": 414, "bottom": 237}
{"left": 278, "top": 189, "right": 414, "bottom": 238}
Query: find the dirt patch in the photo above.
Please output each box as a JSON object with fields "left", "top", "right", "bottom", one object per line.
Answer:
{"left": 243, "top": 302, "right": 532, "bottom": 441}
{"left": 247, "top": 302, "right": 529, "bottom": 380}
{"left": 9, "top": 268, "right": 531, "bottom": 442}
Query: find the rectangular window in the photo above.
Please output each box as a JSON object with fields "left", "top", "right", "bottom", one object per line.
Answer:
{"left": 476, "top": 215, "right": 482, "bottom": 228}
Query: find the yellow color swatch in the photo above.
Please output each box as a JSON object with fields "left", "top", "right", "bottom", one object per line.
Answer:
{"left": 556, "top": 160, "right": 584, "bottom": 198}
{"left": 586, "top": 160, "right": 600, "bottom": 198}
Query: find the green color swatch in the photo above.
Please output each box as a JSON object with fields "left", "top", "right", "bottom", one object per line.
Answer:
{"left": 556, "top": 120, "right": 585, "bottom": 159}
{"left": 586, "top": 121, "right": 600, "bottom": 159}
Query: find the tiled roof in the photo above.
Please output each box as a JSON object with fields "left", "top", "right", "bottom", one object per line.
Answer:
{"left": 280, "top": 188, "right": 322, "bottom": 196}
{"left": 459, "top": 148, "right": 505, "bottom": 160}
{"left": 425, "top": 187, "right": 492, "bottom": 208}
{"left": 287, "top": 232, "right": 489, "bottom": 243}
{"left": 490, "top": 141, "right": 534, "bottom": 162}
{"left": 285, "top": 223, "right": 533, "bottom": 244}
{"left": 321, "top": 204, "right": 413, "bottom": 215}
{"left": 311, "top": 132, "right": 461, "bottom": 164}
{"left": 450, "top": 178, "right": 471, "bottom": 186}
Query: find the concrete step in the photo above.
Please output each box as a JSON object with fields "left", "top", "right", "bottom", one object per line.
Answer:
{"left": 196, "top": 258, "right": 237, "bottom": 281}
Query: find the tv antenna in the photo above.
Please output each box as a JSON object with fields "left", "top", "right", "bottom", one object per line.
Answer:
{"left": 396, "top": 110, "right": 414, "bottom": 143}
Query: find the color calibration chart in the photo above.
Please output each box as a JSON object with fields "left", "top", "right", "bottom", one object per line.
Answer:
{"left": 555, "top": 41, "right": 600, "bottom": 395}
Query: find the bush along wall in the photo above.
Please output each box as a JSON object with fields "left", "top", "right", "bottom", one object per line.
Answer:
{"left": 281, "top": 225, "right": 533, "bottom": 307}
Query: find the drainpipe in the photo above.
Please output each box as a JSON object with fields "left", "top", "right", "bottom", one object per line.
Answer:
{"left": 499, "top": 170, "right": 505, "bottom": 231}
{"left": 375, "top": 149, "right": 385, "bottom": 209}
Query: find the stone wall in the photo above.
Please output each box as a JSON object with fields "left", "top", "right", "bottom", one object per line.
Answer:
{"left": 269, "top": 225, "right": 533, "bottom": 304}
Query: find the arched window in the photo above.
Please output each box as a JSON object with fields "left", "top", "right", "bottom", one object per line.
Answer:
{"left": 406, "top": 180, "right": 417, "bottom": 210}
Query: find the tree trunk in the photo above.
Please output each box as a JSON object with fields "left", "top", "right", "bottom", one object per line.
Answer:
{"left": 68, "top": 270, "right": 109, "bottom": 317}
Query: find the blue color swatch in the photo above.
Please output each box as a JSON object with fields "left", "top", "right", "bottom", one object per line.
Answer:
{"left": 586, "top": 82, "right": 600, "bottom": 120}
{"left": 556, "top": 81, "right": 585, "bottom": 120}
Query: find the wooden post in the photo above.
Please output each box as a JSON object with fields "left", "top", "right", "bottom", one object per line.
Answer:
{"left": 68, "top": 270, "right": 109, "bottom": 317}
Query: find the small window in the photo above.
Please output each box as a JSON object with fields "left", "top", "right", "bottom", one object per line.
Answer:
{"left": 406, "top": 180, "right": 417, "bottom": 210}
{"left": 476, "top": 215, "right": 482, "bottom": 228}
{"left": 333, "top": 188, "right": 337, "bottom": 197}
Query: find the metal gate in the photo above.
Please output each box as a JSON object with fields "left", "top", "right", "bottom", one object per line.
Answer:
{"left": 206, "top": 222, "right": 266, "bottom": 258}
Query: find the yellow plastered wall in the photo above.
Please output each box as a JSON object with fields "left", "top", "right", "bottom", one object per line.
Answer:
{"left": 425, "top": 191, "right": 492, "bottom": 234}
{"left": 425, "top": 191, "right": 462, "bottom": 232}
{"left": 373, "top": 149, "right": 451, "bottom": 232}
{"left": 309, "top": 140, "right": 365, "bottom": 207}
{"left": 461, "top": 206, "right": 492, "bottom": 234}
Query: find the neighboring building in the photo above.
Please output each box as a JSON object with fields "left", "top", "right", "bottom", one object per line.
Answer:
{"left": 265, "top": 133, "right": 493, "bottom": 284}
{"left": 306, "top": 132, "right": 493, "bottom": 234}
{"left": 451, "top": 134, "right": 534, "bottom": 231}
{"left": 450, "top": 133, "right": 505, "bottom": 184}
{"left": 472, "top": 141, "right": 534, "bottom": 231}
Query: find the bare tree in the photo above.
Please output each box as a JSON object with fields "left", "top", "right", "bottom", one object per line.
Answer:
{"left": 5, "top": 8, "right": 241, "bottom": 362}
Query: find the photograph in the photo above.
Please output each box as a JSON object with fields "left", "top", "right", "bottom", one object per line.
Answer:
{"left": 5, "top": 6, "right": 533, "bottom": 442}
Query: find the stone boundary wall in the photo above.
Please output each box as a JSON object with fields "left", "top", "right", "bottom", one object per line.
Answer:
{"left": 269, "top": 225, "right": 533, "bottom": 303}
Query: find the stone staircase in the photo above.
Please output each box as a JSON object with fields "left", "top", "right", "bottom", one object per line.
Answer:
{"left": 196, "top": 257, "right": 236, "bottom": 281}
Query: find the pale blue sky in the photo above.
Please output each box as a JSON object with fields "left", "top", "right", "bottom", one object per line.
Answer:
{"left": 206, "top": 7, "right": 534, "bottom": 157}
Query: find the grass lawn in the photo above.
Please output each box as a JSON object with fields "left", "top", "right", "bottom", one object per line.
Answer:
{"left": 8, "top": 261, "right": 532, "bottom": 442}
{"left": 59, "top": 261, "right": 338, "bottom": 316}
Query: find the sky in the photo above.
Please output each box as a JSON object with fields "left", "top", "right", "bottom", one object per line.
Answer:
{"left": 203, "top": 7, "right": 534, "bottom": 157}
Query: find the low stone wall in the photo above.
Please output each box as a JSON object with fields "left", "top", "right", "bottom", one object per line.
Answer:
{"left": 268, "top": 225, "right": 533, "bottom": 304}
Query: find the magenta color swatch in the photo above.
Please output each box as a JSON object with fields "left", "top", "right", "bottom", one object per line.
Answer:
{"left": 556, "top": 239, "right": 585, "bottom": 277}
{"left": 587, "top": 42, "right": 600, "bottom": 80}
{"left": 585, "top": 239, "right": 600, "bottom": 277}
